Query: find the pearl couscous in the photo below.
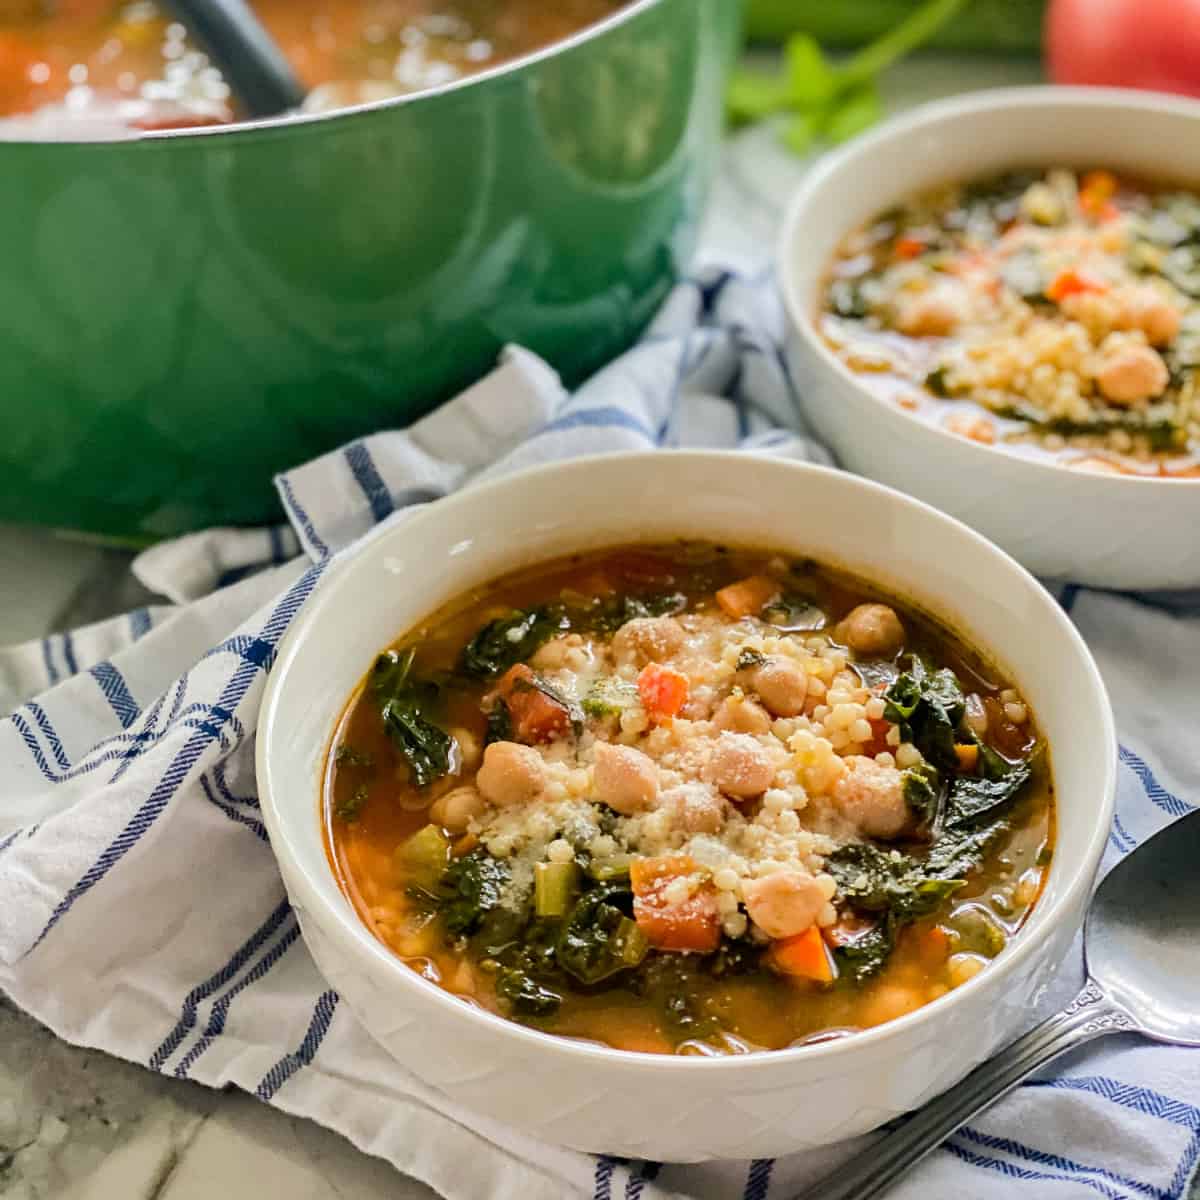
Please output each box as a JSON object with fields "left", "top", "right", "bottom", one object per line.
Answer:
{"left": 326, "top": 544, "right": 1053, "bottom": 1055}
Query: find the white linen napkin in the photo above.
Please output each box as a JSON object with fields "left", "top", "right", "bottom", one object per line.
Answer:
{"left": 2, "top": 264, "right": 1199, "bottom": 1200}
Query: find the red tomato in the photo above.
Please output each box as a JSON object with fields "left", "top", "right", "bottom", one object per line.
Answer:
{"left": 1046, "top": 0, "right": 1200, "bottom": 98}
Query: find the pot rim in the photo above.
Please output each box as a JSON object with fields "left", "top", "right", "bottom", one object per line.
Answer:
{"left": 0, "top": 0, "right": 665, "bottom": 147}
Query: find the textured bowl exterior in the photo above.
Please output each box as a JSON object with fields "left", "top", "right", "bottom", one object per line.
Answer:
{"left": 0, "top": 0, "right": 736, "bottom": 541}
{"left": 257, "top": 452, "right": 1115, "bottom": 1162}
{"left": 779, "top": 87, "right": 1200, "bottom": 590}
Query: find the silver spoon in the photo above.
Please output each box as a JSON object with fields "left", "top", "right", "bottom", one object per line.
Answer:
{"left": 808, "top": 805, "right": 1200, "bottom": 1200}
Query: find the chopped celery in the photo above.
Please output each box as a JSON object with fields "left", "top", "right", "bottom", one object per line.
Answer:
{"left": 534, "top": 861, "right": 579, "bottom": 918}
{"left": 587, "top": 854, "right": 633, "bottom": 883}
{"left": 582, "top": 677, "right": 640, "bottom": 718}
{"left": 396, "top": 824, "right": 451, "bottom": 892}
{"left": 617, "top": 917, "right": 650, "bottom": 968}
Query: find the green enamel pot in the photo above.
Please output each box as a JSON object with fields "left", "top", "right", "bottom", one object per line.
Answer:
{"left": 1, "top": 0, "right": 739, "bottom": 542}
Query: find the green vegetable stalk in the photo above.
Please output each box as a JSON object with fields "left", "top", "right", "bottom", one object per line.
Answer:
{"left": 728, "top": 0, "right": 974, "bottom": 154}
{"left": 742, "top": 0, "right": 1046, "bottom": 55}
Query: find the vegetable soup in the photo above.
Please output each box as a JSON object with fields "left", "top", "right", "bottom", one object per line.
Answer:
{"left": 325, "top": 544, "right": 1054, "bottom": 1056}
{"left": 821, "top": 168, "right": 1200, "bottom": 478}
{"left": 0, "top": 0, "right": 625, "bottom": 129}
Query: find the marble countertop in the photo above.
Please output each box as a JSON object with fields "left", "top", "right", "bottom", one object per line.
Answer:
{"left": 0, "top": 52, "right": 1041, "bottom": 1200}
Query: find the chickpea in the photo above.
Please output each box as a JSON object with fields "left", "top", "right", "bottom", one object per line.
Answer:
{"left": 837, "top": 603, "right": 905, "bottom": 658}
{"left": 833, "top": 756, "right": 910, "bottom": 840}
{"left": 713, "top": 694, "right": 773, "bottom": 735}
{"left": 948, "top": 953, "right": 987, "bottom": 989}
{"left": 862, "top": 983, "right": 924, "bottom": 1026}
{"left": 1124, "top": 285, "right": 1181, "bottom": 347}
{"left": 429, "top": 785, "right": 486, "bottom": 833}
{"left": 611, "top": 616, "right": 684, "bottom": 664}
{"left": 451, "top": 726, "right": 481, "bottom": 772}
{"left": 706, "top": 732, "right": 776, "bottom": 799}
{"left": 743, "top": 871, "right": 825, "bottom": 939}
{"left": 743, "top": 657, "right": 808, "bottom": 718}
{"left": 475, "top": 741, "right": 544, "bottom": 807}
{"left": 665, "top": 784, "right": 726, "bottom": 834}
{"left": 894, "top": 283, "right": 965, "bottom": 338}
{"left": 1096, "top": 341, "right": 1169, "bottom": 405}
{"left": 592, "top": 742, "right": 658, "bottom": 815}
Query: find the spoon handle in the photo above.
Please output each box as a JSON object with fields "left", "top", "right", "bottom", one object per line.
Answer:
{"left": 805, "top": 982, "right": 1135, "bottom": 1200}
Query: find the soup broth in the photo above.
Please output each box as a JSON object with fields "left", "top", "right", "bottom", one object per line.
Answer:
{"left": 0, "top": 0, "right": 626, "bottom": 128}
{"left": 325, "top": 544, "right": 1054, "bottom": 1056}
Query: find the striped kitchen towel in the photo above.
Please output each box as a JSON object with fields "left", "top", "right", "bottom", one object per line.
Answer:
{"left": 2, "top": 265, "right": 1199, "bottom": 1200}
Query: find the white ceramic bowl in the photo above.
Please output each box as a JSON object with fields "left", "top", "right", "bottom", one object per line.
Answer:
{"left": 257, "top": 451, "right": 1115, "bottom": 1162}
{"left": 779, "top": 86, "right": 1200, "bottom": 590}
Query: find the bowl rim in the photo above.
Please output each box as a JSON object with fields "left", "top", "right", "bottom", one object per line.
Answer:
{"left": 0, "top": 0, "right": 666, "bottom": 147}
{"left": 777, "top": 84, "right": 1200, "bottom": 489}
{"left": 257, "top": 449, "right": 1117, "bottom": 1075}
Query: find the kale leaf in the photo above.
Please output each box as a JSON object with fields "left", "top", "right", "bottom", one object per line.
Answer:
{"left": 883, "top": 666, "right": 966, "bottom": 770}
{"left": 576, "top": 592, "right": 689, "bottom": 636}
{"left": 461, "top": 607, "right": 570, "bottom": 678}
{"left": 556, "top": 883, "right": 644, "bottom": 985}
{"left": 827, "top": 843, "right": 963, "bottom": 922}
{"left": 495, "top": 968, "right": 563, "bottom": 1017}
{"left": 833, "top": 918, "right": 896, "bottom": 985}
{"left": 372, "top": 649, "right": 454, "bottom": 788}
{"left": 438, "top": 851, "right": 511, "bottom": 936}
{"left": 943, "top": 760, "right": 1033, "bottom": 831}
{"left": 736, "top": 648, "right": 767, "bottom": 672}
{"left": 901, "top": 763, "right": 941, "bottom": 827}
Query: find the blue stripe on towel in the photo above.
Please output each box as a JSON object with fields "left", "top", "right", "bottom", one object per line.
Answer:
{"left": 593, "top": 1156, "right": 618, "bottom": 1200}
{"left": 254, "top": 989, "right": 340, "bottom": 1100}
{"left": 625, "top": 1162, "right": 660, "bottom": 1200}
{"left": 278, "top": 475, "right": 330, "bottom": 560}
{"left": 744, "top": 1158, "right": 774, "bottom": 1200}
{"left": 945, "top": 1139, "right": 1130, "bottom": 1199}
{"left": 149, "top": 898, "right": 292, "bottom": 1071}
{"left": 89, "top": 661, "right": 140, "bottom": 729}
{"left": 956, "top": 1127, "right": 1164, "bottom": 1199}
{"left": 128, "top": 608, "right": 153, "bottom": 640}
{"left": 199, "top": 775, "right": 268, "bottom": 841}
{"left": 174, "top": 920, "right": 302, "bottom": 1078}
{"left": 1119, "top": 746, "right": 1194, "bottom": 817}
{"left": 25, "top": 564, "right": 323, "bottom": 954}
{"left": 344, "top": 441, "right": 395, "bottom": 523}
{"left": 61, "top": 632, "right": 78, "bottom": 676}
{"left": 41, "top": 638, "right": 60, "bottom": 686}
{"left": 543, "top": 406, "right": 657, "bottom": 443}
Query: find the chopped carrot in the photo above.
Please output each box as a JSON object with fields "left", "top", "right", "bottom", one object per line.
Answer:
{"left": 637, "top": 663, "right": 689, "bottom": 722}
{"left": 894, "top": 234, "right": 926, "bottom": 260}
{"left": 918, "top": 925, "right": 953, "bottom": 970}
{"left": 1045, "top": 269, "right": 1106, "bottom": 303}
{"left": 770, "top": 926, "right": 835, "bottom": 984}
{"left": 631, "top": 855, "right": 721, "bottom": 953}
{"left": 453, "top": 832, "right": 480, "bottom": 857}
{"left": 715, "top": 575, "right": 780, "bottom": 619}
{"left": 1079, "top": 169, "right": 1118, "bottom": 218}
{"left": 954, "top": 743, "right": 979, "bottom": 772}
{"left": 488, "top": 664, "right": 571, "bottom": 744}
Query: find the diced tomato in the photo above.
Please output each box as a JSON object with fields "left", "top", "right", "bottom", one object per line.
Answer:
{"left": 859, "top": 716, "right": 892, "bottom": 758}
{"left": 917, "top": 925, "right": 953, "bottom": 970}
{"left": 631, "top": 855, "right": 721, "bottom": 953}
{"left": 1045, "top": 269, "right": 1107, "bottom": 303}
{"left": 770, "top": 926, "right": 835, "bottom": 983}
{"left": 488, "top": 664, "right": 571, "bottom": 744}
{"left": 894, "top": 234, "right": 926, "bottom": 260}
{"left": 637, "top": 663, "right": 689, "bottom": 722}
{"left": 715, "top": 575, "right": 780, "bottom": 619}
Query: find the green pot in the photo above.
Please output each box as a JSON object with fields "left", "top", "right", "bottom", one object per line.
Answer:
{"left": 1, "top": 0, "right": 739, "bottom": 542}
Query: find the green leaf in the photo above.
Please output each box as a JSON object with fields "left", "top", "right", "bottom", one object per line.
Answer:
{"left": 785, "top": 33, "right": 838, "bottom": 109}
{"left": 944, "top": 760, "right": 1034, "bottom": 831}
{"left": 496, "top": 968, "right": 563, "bottom": 1017}
{"left": 902, "top": 763, "right": 941, "bottom": 826}
{"left": 825, "top": 84, "right": 885, "bottom": 144}
{"left": 781, "top": 110, "right": 822, "bottom": 156}
{"left": 581, "top": 676, "right": 641, "bottom": 718}
{"left": 833, "top": 918, "right": 895, "bottom": 984}
{"left": 726, "top": 69, "right": 791, "bottom": 124}
{"left": 555, "top": 883, "right": 641, "bottom": 984}
{"left": 461, "top": 607, "right": 569, "bottom": 679}
{"left": 438, "top": 851, "right": 512, "bottom": 936}
{"left": 381, "top": 700, "right": 454, "bottom": 789}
